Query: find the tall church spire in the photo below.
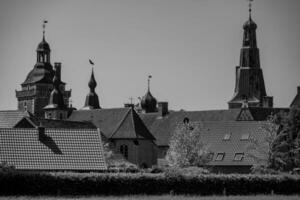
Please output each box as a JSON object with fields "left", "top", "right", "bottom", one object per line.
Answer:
{"left": 228, "top": 0, "right": 273, "bottom": 109}
{"left": 83, "top": 67, "right": 101, "bottom": 110}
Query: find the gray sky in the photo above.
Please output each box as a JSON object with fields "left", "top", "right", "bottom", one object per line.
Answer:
{"left": 0, "top": 0, "right": 299, "bottom": 111}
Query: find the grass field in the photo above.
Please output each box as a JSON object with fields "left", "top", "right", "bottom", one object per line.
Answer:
{"left": 0, "top": 196, "right": 300, "bottom": 200}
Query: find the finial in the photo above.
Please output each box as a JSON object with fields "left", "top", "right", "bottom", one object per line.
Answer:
{"left": 42, "top": 20, "right": 48, "bottom": 41}
{"left": 247, "top": 0, "right": 253, "bottom": 19}
{"left": 129, "top": 97, "right": 134, "bottom": 104}
{"left": 147, "top": 75, "right": 152, "bottom": 92}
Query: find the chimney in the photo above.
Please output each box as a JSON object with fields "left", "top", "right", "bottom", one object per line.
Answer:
{"left": 262, "top": 96, "right": 273, "bottom": 108}
{"left": 54, "top": 62, "right": 61, "bottom": 81}
{"left": 158, "top": 102, "right": 168, "bottom": 117}
{"left": 298, "top": 86, "right": 300, "bottom": 95}
{"left": 38, "top": 126, "right": 45, "bottom": 141}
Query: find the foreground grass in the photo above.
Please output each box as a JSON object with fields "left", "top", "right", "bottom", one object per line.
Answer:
{"left": 0, "top": 195, "right": 300, "bottom": 200}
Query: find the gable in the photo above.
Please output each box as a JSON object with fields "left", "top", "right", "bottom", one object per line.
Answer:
{"left": 0, "top": 110, "right": 32, "bottom": 128}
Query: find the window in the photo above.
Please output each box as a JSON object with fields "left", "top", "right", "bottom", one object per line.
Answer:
{"left": 207, "top": 153, "right": 214, "bottom": 160}
{"left": 48, "top": 113, "right": 52, "bottom": 119}
{"left": 241, "top": 133, "right": 250, "bottom": 140}
{"left": 120, "top": 144, "right": 128, "bottom": 159}
{"left": 59, "top": 113, "right": 63, "bottom": 120}
{"left": 215, "top": 153, "right": 225, "bottom": 161}
{"left": 223, "top": 133, "right": 231, "bottom": 141}
{"left": 234, "top": 153, "right": 244, "bottom": 161}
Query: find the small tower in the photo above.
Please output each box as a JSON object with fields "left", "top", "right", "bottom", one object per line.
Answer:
{"left": 228, "top": 1, "right": 273, "bottom": 109}
{"left": 44, "top": 64, "right": 68, "bottom": 120}
{"left": 141, "top": 75, "right": 157, "bottom": 113}
{"left": 16, "top": 21, "right": 71, "bottom": 118}
{"left": 82, "top": 68, "right": 101, "bottom": 109}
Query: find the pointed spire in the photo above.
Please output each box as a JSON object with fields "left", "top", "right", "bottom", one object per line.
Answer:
{"left": 88, "top": 67, "right": 97, "bottom": 92}
{"left": 83, "top": 66, "right": 100, "bottom": 109}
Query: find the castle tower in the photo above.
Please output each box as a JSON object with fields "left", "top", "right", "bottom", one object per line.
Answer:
{"left": 43, "top": 64, "right": 68, "bottom": 120}
{"left": 228, "top": 2, "right": 273, "bottom": 109}
{"left": 141, "top": 75, "right": 157, "bottom": 113}
{"left": 82, "top": 68, "right": 101, "bottom": 109}
{"left": 15, "top": 21, "right": 71, "bottom": 118}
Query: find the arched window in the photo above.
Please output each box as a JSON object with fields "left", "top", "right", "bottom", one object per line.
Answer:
{"left": 120, "top": 144, "right": 128, "bottom": 159}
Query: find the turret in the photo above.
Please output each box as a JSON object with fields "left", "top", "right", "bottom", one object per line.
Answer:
{"left": 82, "top": 68, "right": 101, "bottom": 109}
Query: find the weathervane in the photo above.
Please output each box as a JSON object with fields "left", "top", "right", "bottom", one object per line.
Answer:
{"left": 147, "top": 75, "right": 152, "bottom": 92}
{"left": 42, "top": 20, "right": 48, "bottom": 40}
{"left": 247, "top": 0, "right": 253, "bottom": 19}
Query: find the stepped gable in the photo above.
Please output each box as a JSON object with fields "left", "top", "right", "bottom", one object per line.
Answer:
{"left": 0, "top": 128, "right": 106, "bottom": 171}
{"left": 0, "top": 110, "right": 33, "bottom": 128}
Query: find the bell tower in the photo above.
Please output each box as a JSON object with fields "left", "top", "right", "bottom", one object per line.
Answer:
{"left": 16, "top": 21, "right": 71, "bottom": 118}
{"left": 228, "top": 1, "right": 273, "bottom": 109}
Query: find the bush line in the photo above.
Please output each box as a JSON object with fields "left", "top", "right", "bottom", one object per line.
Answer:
{"left": 0, "top": 172, "right": 300, "bottom": 196}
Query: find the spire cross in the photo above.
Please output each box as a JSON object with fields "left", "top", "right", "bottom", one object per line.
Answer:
{"left": 147, "top": 75, "right": 152, "bottom": 92}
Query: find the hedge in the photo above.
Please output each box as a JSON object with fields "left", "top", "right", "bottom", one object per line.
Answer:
{"left": 0, "top": 172, "right": 300, "bottom": 196}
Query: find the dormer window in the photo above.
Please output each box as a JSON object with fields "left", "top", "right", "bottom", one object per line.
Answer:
{"left": 215, "top": 153, "right": 225, "bottom": 161}
{"left": 241, "top": 133, "right": 250, "bottom": 140}
{"left": 223, "top": 133, "right": 231, "bottom": 141}
{"left": 234, "top": 153, "right": 244, "bottom": 161}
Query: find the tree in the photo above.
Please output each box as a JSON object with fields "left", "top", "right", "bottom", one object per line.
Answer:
{"left": 166, "top": 122, "right": 211, "bottom": 168}
{"left": 270, "top": 109, "right": 300, "bottom": 171}
{"left": 247, "top": 109, "right": 300, "bottom": 172}
{"left": 246, "top": 115, "right": 279, "bottom": 172}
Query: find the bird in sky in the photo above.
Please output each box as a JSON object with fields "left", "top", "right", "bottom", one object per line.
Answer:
{"left": 89, "top": 59, "right": 94, "bottom": 65}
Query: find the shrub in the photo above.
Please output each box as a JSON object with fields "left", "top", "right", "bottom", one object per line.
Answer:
{"left": 1, "top": 172, "right": 300, "bottom": 196}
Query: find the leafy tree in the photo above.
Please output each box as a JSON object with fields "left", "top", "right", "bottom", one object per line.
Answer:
{"left": 246, "top": 115, "right": 279, "bottom": 173}
{"left": 270, "top": 109, "right": 300, "bottom": 171}
{"left": 247, "top": 109, "right": 300, "bottom": 172}
{"left": 166, "top": 122, "right": 211, "bottom": 168}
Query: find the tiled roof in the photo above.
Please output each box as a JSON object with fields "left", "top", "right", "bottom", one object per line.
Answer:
{"left": 14, "top": 117, "right": 96, "bottom": 129}
{"left": 139, "top": 109, "right": 242, "bottom": 146}
{"left": 0, "top": 110, "right": 32, "bottom": 128}
{"left": 291, "top": 93, "right": 300, "bottom": 108}
{"left": 111, "top": 108, "right": 155, "bottom": 140}
{"left": 177, "top": 121, "right": 268, "bottom": 166}
{"left": 68, "top": 108, "right": 155, "bottom": 140}
{"left": 0, "top": 128, "right": 106, "bottom": 171}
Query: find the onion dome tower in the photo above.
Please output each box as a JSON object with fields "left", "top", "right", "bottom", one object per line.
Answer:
{"left": 141, "top": 75, "right": 157, "bottom": 113}
{"left": 44, "top": 64, "right": 68, "bottom": 120}
{"left": 228, "top": 1, "right": 273, "bottom": 109}
{"left": 82, "top": 68, "right": 101, "bottom": 109}
{"left": 16, "top": 21, "right": 71, "bottom": 118}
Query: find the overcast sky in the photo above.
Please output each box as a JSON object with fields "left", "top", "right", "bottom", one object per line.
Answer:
{"left": 0, "top": 0, "right": 299, "bottom": 111}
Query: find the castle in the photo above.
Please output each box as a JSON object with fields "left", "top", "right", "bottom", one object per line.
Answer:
{"left": 0, "top": 3, "right": 299, "bottom": 173}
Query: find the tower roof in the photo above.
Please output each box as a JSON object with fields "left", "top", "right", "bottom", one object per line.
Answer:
{"left": 36, "top": 38, "right": 51, "bottom": 52}
{"left": 141, "top": 75, "right": 157, "bottom": 113}
{"left": 83, "top": 68, "right": 101, "bottom": 110}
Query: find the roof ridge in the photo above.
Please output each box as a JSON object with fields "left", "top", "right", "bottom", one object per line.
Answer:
{"left": 109, "top": 108, "right": 131, "bottom": 138}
